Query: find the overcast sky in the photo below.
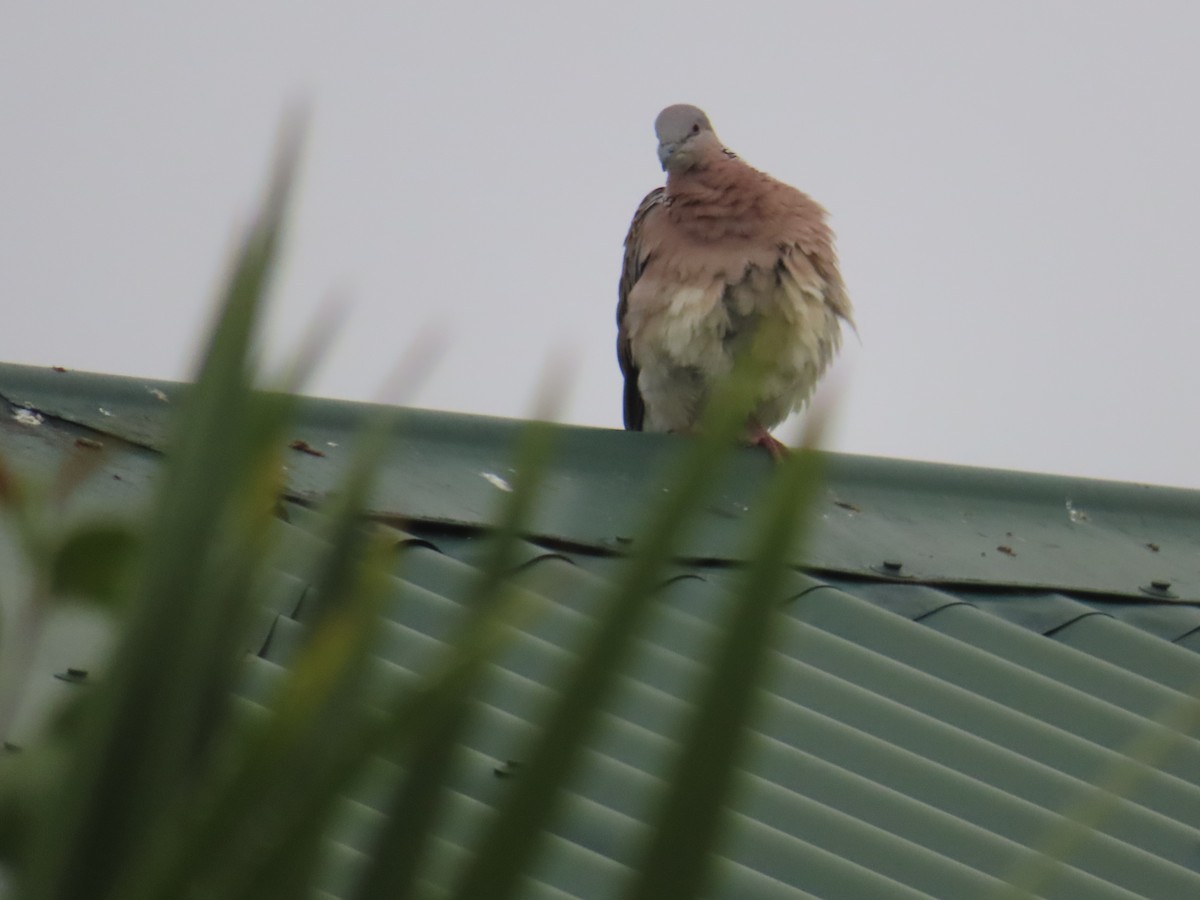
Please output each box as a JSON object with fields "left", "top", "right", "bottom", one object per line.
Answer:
{"left": 3, "top": 3, "right": 1198, "bottom": 488}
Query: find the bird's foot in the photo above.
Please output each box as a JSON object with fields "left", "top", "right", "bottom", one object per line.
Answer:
{"left": 749, "top": 425, "right": 790, "bottom": 461}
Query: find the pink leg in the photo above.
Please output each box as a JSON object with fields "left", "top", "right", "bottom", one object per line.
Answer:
{"left": 748, "top": 421, "right": 789, "bottom": 461}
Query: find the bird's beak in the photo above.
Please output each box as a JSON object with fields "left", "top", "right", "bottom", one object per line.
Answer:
{"left": 656, "top": 142, "right": 676, "bottom": 170}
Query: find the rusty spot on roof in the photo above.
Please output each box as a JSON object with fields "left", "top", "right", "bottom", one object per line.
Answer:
{"left": 289, "top": 439, "right": 326, "bottom": 458}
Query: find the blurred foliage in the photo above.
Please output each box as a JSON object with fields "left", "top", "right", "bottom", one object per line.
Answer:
{"left": 0, "top": 123, "right": 824, "bottom": 900}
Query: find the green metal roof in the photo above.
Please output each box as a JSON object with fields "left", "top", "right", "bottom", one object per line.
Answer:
{"left": 5, "top": 361, "right": 1200, "bottom": 899}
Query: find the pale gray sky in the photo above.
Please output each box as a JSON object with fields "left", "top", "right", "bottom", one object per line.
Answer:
{"left": 3, "top": 3, "right": 1198, "bottom": 487}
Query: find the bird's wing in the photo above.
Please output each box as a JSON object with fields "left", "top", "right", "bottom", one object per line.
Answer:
{"left": 787, "top": 215, "right": 855, "bottom": 331}
{"left": 616, "top": 186, "right": 665, "bottom": 431}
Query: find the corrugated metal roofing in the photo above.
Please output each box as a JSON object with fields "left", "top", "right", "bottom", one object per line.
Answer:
{"left": 5, "top": 361, "right": 1200, "bottom": 899}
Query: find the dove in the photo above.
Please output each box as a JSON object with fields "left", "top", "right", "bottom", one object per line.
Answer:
{"left": 617, "top": 104, "right": 853, "bottom": 458}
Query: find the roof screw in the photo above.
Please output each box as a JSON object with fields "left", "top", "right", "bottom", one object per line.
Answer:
{"left": 493, "top": 759, "right": 523, "bottom": 779}
{"left": 1140, "top": 580, "right": 1178, "bottom": 599}
{"left": 54, "top": 668, "right": 89, "bottom": 683}
{"left": 871, "top": 559, "right": 910, "bottom": 578}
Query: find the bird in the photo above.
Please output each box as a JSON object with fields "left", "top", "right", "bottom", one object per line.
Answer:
{"left": 616, "top": 104, "right": 853, "bottom": 459}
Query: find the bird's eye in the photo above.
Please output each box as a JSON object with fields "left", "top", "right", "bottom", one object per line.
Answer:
{"left": 691, "top": 123, "right": 700, "bottom": 134}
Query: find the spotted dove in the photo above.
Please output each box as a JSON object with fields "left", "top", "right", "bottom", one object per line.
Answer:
{"left": 617, "top": 104, "right": 853, "bottom": 458}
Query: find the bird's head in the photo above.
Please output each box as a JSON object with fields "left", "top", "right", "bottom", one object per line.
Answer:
{"left": 654, "top": 104, "right": 719, "bottom": 173}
